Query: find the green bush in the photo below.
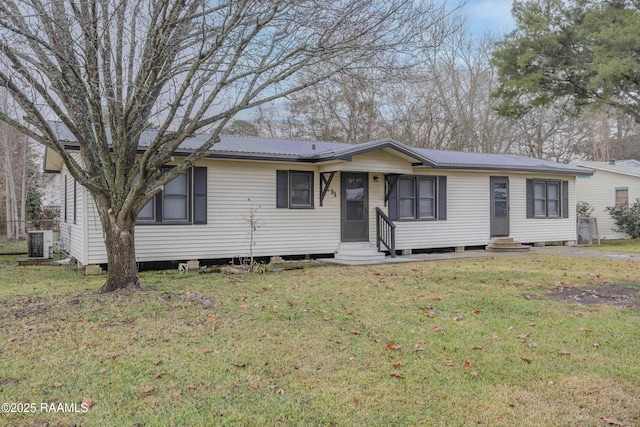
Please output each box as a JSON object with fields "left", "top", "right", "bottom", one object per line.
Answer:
{"left": 576, "top": 201, "right": 594, "bottom": 220}
{"left": 605, "top": 198, "right": 640, "bottom": 238}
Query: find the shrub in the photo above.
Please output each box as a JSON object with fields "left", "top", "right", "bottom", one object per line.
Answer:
{"left": 576, "top": 201, "right": 594, "bottom": 220}
{"left": 605, "top": 198, "right": 640, "bottom": 238}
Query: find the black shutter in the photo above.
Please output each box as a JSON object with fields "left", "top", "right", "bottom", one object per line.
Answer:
{"left": 562, "top": 180, "right": 569, "bottom": 219}
{"left": 526, "top": 179, "right": 534, "bottom": 218}
{"left": 276, "top": 170, "right": 289, "bottom": 208}
{"left": 64, "top": 175, "right": 68, "bottom": 222}
{"left": 387, "top": 176, "right": 398, "bottom": 220}
{"left": 193, "top": 167, "right": 207, "bottom": 224}
{"left": 438, "top": 176, "right": 447, "bottom": 220}
{"left": 73, "top": 179, "right": 77, "bottom": 223}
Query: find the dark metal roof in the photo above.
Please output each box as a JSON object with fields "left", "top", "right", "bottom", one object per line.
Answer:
{"left": 45, "top": 122, "right": 593, "bottom": 175}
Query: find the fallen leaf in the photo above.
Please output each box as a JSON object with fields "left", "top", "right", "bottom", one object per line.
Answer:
{"left": 529, "top": 323, "right": 536, "bottom": 327}
{"left": 99, "top": 368, "right": 107, "bottom": 374}
{"left": 390, "top": 371, "right": 405, "bottom": 378}
{"left": 200, "top": 348, "right": 213, "bottom": 354}
{"left": 521, "top": 358, "right": 532, "bottom": 364}
{"left": 463, "top": 361, "right": 472, "bottom": 370}
{"left": 78, "top": 345, "right": 88, "bottom": 351}
{"left": 233, "top": 362, "right": 248, "bottom": 368}
{"left": 30, "top": 382, "right": 42, "bottom": 387}
{"left": 557, "top": 350, "right": 571, "bottom": 356}
{"left": 427, "top": 310, "right": 437, "bottom": 318}
{"left": 8, "top": 337, "right": 17, "bottom": 342}
{"left": 393, "top": 361, "right": 402, "bottom": 368}
{"left": 490, "top": 333, "right": 500, "bottom": 339}
{"left": 386, "top": 342, "right": 401, "bottom": 351}
{"left": 444, "top": 359, "right": 454, "bottom": 366}
{"left": 473, "top": 308, "right": 481, "bottom": 314}
{"left": 152, "top": 360, "right": 162, "bottom": 365}
{"left": 82, "top": 398, "right": 94, "bottom": 408}
{"left": 433, "top": 326, "right": 445, "bottom": 335}
{"left": 469, "top": 371, "right": 479, "bottom": 377}
{"left": 593, "top": 343, "right": 600, "bottom": 348}
{"left": 138, "top": 386, "right": 155, "bottom": 395}
{"left": 351, "top": 330, "right": 361, "bottom": 335}
{"left": 433, "top": 296, "right": 442, "bottom": 301}
{"left": 472, "top": 347, "right": 482, "bottom": 351}
{"left": 53, "top": 382, "right": 63, "bottom": 387}
{"left": 453, "top": 316, "right": 464, "bottom": 322}
{"left": 153, "top": 371, "right": 165, "bottom": 378}
{"left": 414, "top": 345, "right": 425, "bottom": 352}
{"left": 603, "top": 418, "right": 624, "bottom": 426}
{"left": 578, "top": 327, "right": 592, "bottom": 332}
{"left": 185, "top": 384, "right": 198, "bottom": 390}
{"left": 239, "top": 304, "right": 249, "bottom": 309}
{"left": 517, "top": 333, "right": 531, "bottom": 340}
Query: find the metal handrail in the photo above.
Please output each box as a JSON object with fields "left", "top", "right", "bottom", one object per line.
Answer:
{"left": 375, "top": 207, "right": 396, "bottom": 258}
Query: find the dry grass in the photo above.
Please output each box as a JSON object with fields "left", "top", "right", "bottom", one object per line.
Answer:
{"left": 0, "top": 254, "right": 639, "bottom": 426}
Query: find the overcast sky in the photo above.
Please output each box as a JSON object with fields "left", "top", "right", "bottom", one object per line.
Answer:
{"left": 464, "top": 0, "right": 516, "bottom": 36}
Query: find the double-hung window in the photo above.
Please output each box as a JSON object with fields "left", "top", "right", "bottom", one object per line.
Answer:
{"left": 136, "top": 167, "right": 207, "bottom": 225}
{"left": 527, "top": 179, "right": 568, "bottom": 219}
{"left": 388, "top": 175, "right": 446, "bottom": 221}
{"left": 615, "top": 188, "right": 629, "bottom": 208}
{"left": 277, "top": 170, "right": 314, "bottom": 209}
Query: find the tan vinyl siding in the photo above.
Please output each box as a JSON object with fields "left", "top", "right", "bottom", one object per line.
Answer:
{"left": 86, "top": 159, "right": 341, "bottom": 263}
{"left": 388, "top": 171, "right": 491, "bottom": 249}
{"left": 319, "top": 150, "right": 413, "bottom": 174}
{"left": 575, "top": 169, "right": 640, "bottom": 239}
{"left": 59, "top": 163, "right": 87, "bottom": 264}
{"left": 510, "top": 175, "right": 576, "bottom": 243}
{"left": 77, "top": 151, "right": 580, "bottom": 264}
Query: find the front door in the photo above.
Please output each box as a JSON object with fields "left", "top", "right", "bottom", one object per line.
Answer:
{"left": 341, "top": 172, "right": 369, "bottom": 242}
{"left": 490, "top": 177, "right": 509, "bottom": 237}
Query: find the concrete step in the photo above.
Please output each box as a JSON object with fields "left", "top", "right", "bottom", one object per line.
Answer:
{"left": 485, "top": 246, "right": 531, "bottom": 252}
{"left": 489, "top": 237, "right": 514, "bottom": 243}
{"left": 489, "top": 241, "right": 527, "bottom": 248}
{"left": 486, "top": 237, "right": 530, "bottom": 252}
{"left": 334, "top": 242, "right": 387, "bottom": 262}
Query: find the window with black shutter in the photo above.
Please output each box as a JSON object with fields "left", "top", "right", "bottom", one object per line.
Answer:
{"left": 387, "top": 175, "right": 447, "bottom": 221}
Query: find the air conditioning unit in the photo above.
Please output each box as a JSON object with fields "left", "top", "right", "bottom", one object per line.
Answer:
{"left": 28, "top": 230, "right": 54, "bottom": 259}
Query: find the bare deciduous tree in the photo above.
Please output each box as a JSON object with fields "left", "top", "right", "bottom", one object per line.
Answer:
{"left": 0, "top": 0, "right": 452, "bottom": 292}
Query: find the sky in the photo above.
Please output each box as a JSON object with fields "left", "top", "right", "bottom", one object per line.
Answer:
{"left": 463, "top": 0, "right": 516, "bottom": 37}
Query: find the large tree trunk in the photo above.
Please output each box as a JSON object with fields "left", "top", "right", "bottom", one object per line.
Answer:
{"left": 99, "top": 213, "right": 142, "bottom": 293}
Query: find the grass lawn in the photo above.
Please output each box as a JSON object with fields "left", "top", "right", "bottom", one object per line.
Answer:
{"left": 0, "top": 236, "right": 27, "bottom": 255}
{"left": 586, "top": 238, "right": 640, "bottom": 254}
{"left": 1, "top": 255, "right": 639, "bottom": 426}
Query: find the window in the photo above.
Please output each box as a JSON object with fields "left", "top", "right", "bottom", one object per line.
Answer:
{"left": 527, "top": 179, "right": 568, "bottom": 219}
{"left": 163, "top": 173, "right": 188, "bottom": 221}
{"left": 615, "top": 188, "right": 629, "bottom": 208}
{"left": 387, "top": 175, "right": 446, "bottom": 221}
{"left": 136, "top": 167, "right": 207, "bottom": 225}
{"left": 276, "top": 170, "right": 314, "bottom": 209}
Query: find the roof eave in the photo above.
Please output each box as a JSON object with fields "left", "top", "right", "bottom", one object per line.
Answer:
{"left": 414, "top": 163, "right": 594, "bottom": 176}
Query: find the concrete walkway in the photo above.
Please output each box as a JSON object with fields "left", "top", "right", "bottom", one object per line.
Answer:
{"left": 318, "top": 245, "right": 640, "bottom": 266}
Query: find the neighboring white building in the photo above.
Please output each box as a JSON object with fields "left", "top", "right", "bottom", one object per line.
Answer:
{"left": 44, "top": 127, "right": 593, "bottom": 268}
{"left": 574, "top": 160, "right": 640, "bottom": 239}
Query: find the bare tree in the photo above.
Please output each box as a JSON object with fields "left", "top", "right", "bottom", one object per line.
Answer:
{"left": 0, "top": 0, "right": 452, "bottom": 292}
